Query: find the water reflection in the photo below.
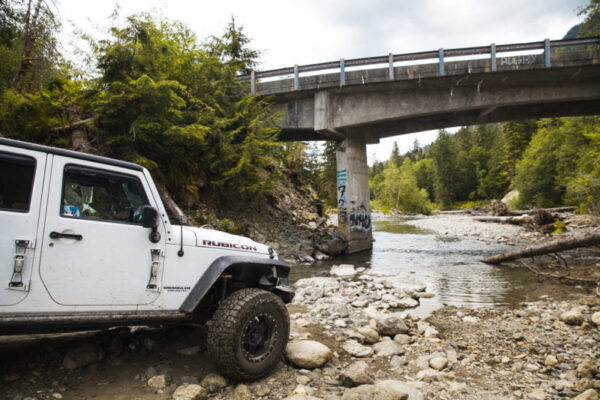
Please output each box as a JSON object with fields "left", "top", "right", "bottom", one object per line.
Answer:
{"left": 290, "top": 217, "right": 577, "bottom": 315}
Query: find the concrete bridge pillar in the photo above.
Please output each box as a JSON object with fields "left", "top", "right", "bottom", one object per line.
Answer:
{"left": 336, "top": 134, "right": 373, "bottom": 253}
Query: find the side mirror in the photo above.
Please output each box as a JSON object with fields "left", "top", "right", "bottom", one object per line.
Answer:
{"left": 142, "top": 206, "right": 159, "bottom": 228}
{"left": 142, "top": 206, "right": 161, "bottom": 243}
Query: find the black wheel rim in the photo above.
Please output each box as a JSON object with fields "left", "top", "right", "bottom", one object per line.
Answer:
{"left": 241, "top": 312, "right": 277, "bottom": 363}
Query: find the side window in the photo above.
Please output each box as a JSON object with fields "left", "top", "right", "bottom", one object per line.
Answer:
{"left": 61, "top": 165, "right": 149, "bottom": 224}
{"left": 0, "top": 151, "right": 36, "bottom": 212}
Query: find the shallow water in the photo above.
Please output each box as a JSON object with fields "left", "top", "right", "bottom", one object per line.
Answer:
{"left": 290, "top": 217, "right": 578, "bottom": 315}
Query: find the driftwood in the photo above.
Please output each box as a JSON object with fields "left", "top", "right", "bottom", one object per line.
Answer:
{"left": 520, "top": 260, "right": 599, "bottom": 284}
{"left": 482, "top": 233, "right": 600, "bottom": 264}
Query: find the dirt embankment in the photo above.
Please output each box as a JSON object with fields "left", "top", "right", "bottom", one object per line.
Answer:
{"left": 184, "top": 169, "right": 346, "bottom": 263}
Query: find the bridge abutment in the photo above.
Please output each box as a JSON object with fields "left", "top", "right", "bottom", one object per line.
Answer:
{"left": 336, "top": 135, "right": 373, "bottom": 253}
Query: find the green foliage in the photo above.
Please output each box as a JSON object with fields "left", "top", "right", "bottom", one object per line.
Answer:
{"left": 206, "top": 17, "right": 259, "bottom": 75}
{"left": 514, "top": 118, "right": 591, "bottom": 208}
{"left": 377, "top": 158, "right": 434, "bottom": 214}
{"left": 91, "top": 14, "right": 282, "bottom": 200}
{"left": 578, "top": 0, "right": 600, "bottom": 36}
{"left": 552, "top": 219, "right": 567, "bottom": 234}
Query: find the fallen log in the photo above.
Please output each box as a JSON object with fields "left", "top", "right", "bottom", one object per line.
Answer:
{"left": 474, "top": 215, "right": 532, "bottom": 225}
{"left": 507, "top": 206, "right": 574, "bottom": 216}
{"left": 482, "top": 233, "right": 600, "bottom": 264}
{"left": 436, "top": 210, "right": 472, "bottom": 215}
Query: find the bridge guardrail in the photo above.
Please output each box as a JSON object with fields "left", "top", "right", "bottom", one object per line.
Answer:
{"left": 240, "top": 37, "right": 600, "bottom": 94}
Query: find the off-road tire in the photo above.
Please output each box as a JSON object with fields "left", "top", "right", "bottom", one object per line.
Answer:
{"left": 207, "top": 288, "right": 289, "bottom": 381}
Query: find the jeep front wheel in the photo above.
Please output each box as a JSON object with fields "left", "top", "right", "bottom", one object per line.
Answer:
{"left": 207, "top": 288, "right": 289, "bottom": 381}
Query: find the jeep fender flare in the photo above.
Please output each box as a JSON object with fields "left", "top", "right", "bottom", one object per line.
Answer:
{"left": 180, "top": 256, "right": 291, "bottom": 313}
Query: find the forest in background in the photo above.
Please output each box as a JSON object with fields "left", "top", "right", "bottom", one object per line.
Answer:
{"left": 1, "top": 0, "right": 599, "bottom": 219}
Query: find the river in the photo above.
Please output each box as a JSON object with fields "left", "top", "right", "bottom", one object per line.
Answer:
{"left": 290, "top": 216, "right": 575, "bottom": 316}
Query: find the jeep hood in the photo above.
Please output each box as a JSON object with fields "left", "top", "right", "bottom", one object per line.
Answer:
{"left": 171, "top": 225, "right": 271, "bottom": 256}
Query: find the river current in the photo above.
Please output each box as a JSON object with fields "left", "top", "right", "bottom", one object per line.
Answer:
{"left": 290, "top": 217, "right": 575, "bottom": 316}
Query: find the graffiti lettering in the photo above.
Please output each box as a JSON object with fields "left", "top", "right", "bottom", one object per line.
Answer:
{"left": 338, "top": 209, "right": 348, "bottom": 225}
{"left": 349, "top": 204, "right": 371, "bottom": 231}
{"left": 500, "top": 55, "right": 536, "bottom": 67}
{"left": 337, "top": 169, "right": 347, "bottom": 207}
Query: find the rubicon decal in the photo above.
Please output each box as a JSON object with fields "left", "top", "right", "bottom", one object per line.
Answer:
{"left": 202, "top": 240, "right": 258, "bottom": 251}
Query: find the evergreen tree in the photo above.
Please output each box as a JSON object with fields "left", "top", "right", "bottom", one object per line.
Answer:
{"left": 430, "top": 130, "right": 460, "bottom": 206}
{"left": 389, "top": 140, "right": 401, "bottom": 167}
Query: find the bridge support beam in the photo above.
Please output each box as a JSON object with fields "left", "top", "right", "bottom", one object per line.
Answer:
{"left": 336, "top": 134, "right": 373, "bottom": 253}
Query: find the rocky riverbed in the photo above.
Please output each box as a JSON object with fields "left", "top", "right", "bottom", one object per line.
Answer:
{"left": 1, "top": 214, "right": 599, "bottom": 400}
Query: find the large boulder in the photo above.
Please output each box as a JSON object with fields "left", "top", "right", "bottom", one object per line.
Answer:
{"left": 377, "top": 381, "right": 425, "bottom": 400}
{"left": 285, "top": 341, "right": 332, "bottom": 369}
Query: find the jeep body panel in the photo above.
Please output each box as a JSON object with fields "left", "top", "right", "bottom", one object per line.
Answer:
{"left": 0, "top": 139, "right": 291, "bottom": 335}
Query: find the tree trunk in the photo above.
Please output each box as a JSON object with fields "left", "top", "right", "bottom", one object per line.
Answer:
{"left": 154, "top": 181, "right": 190, "bottom": 225}
{"left": 13, "top": 0, "right": 43, "bottom": 91}
{"left": 482, "top": 233, "right": 600, "bottom": 264}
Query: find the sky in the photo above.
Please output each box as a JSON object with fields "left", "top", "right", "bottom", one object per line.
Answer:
{"left": 56, "top": 0, "right": 588, "bottom": 164}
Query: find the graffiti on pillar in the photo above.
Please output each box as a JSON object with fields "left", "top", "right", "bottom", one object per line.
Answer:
{"left": 338, "top": 209, "right": 348, "bottom": 225}
{"left": 336, "top": 169, "right": 347, "bottom": 208}
{"left": 349, "top": 204, "right": 371, "bottom": 231}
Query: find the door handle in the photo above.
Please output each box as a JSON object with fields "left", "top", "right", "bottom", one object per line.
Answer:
{"left": 50, "top": 231, "right": 83, "bottom": 240}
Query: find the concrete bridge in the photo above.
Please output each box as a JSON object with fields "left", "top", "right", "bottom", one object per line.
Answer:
{"left": 242, "top": 38, "right": 600, "bottom": 253}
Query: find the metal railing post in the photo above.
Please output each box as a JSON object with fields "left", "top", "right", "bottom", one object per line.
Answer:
{"left": 544, "top": 39, "right": 551, "bottom": 68}
{"left": 438, "top": 48, "right": 445, "bottom": 76}
{"left": 340, "top": 58, "right": 345, "bottom": 86}
{"left": 294, "top": 65, "right": 299, "bottom": 91}
{"left": 388, "top": 53, "right": 394, "bottom": 80}
{"left": 250, "top": 71, "right": 256, "bottom": 95}
{"left": 490, "top": 43, "right": 497, "bottom": 72}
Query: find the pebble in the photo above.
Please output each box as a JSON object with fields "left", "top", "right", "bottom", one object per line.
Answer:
{"left": 560, "top": 310, "right": 584, "bottom": 326}
{"left": 338, "top": 361, "right": 373, "bottom": 387}
{"left": 429, "top": 356, "right": 448, "bottom": 371}
{"left": 176, "top": 346, "right": 200, "bottom": 356}
{"left": 232, "top": 384, "right": 252, "bottom": 400}
{"left": 172, "top": 384, "right": 207, "bottom": 400}
{"left": 544, "top": 355, "right": 558, "bottom": 367}
{"left": 63, "top": 345, "right": 104, "bottom": 370}
{"left": 376, "top": 316, "right": 409, "bottom": 336}
{"left": 573, "top": 389, "right": 599, "bottom": 400}
{"left": 342, "top": 341, "right": 374, "bottom": 358}
{"left": 147, "top": 374, "right": 167, "bottom": 390}
{"left": 373, "top": 338, "right": 404, "bottom": 357}
{"left": 357, "top": 326, "right": 380, "bottom": 344}
{"left": 201, "top": 373, "right": 227, "bottom": 393}
{"left": 592, "top": 312, "right": 600, "bottom": 327}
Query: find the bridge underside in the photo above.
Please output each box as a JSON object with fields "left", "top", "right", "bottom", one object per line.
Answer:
{"left": 260, "top": 50, "right": 600, "bottom": 253}
{"left": 278, "top": 98, "right": 600, "bottom": 142}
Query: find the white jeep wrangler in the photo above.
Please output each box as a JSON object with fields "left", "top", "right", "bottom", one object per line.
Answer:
{"left": 0, "top": 138, "right": 294, "bottom": 381}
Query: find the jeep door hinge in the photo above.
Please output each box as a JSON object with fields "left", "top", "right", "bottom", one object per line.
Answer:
{"left": 9, "top": 240, "right": 29, "bottom": 288}
{"left": 146, "top": 249, "right": 162, "bottom": 290}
